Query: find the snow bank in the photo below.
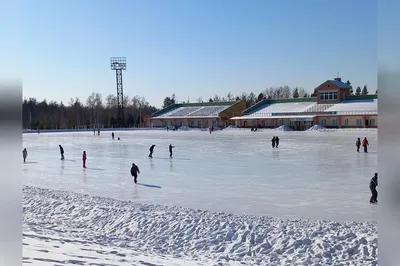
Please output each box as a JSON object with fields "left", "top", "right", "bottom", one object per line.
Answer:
{"left": 306, "top": 125, "right": 378, "bottom": 132}
{"left": 276, "top": 125, "right": 293, "bottom": 131}
{"left": 307, "top": 125, "right": 327, "bottom": 131}
{"left": 23, "top": 127, "right": 167, "bottom": 134}
{"left": 23, "top": 186, "right": 377, "bottom": 265}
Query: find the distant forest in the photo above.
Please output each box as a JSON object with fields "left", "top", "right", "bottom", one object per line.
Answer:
{"left": 24, "top": 81, "right": 375, "bottom": 130}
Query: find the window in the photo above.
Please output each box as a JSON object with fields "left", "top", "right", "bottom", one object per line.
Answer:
{"left": 198, "top": 120, "right": 201, "bottom": 127}
{"left": 319, "top": 92, "right": 338, "bottom": 101}
{"left": 356, "top": 119, "right": 362, "bottom": 126}
{"left": 344, "top": 119, "right": 349, "bottom": 126}
{"left": 279, "top": 119, "right": 283, "bottom": 126}
{"left": 252, "top": 120, "right": 256, "bottom": 126}
{"left": 370, "top": 119, "right": 375, "bottom": 126}
{"left": 332, "top": 119, "right": 338, "bottom": 126}
{"left": 321, "top": 119, "right": 326, "bottom": 126}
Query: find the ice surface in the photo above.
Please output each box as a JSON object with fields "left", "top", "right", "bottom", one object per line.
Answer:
{"left": 23, "top": 130, "right": 377, "bottom": 222}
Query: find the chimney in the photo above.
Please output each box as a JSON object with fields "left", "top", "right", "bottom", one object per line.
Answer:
{"left": 334, "top": 77, "right": 341, "bottom": 82}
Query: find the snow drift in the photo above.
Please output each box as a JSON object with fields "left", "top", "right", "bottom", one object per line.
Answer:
{"left": 23, "top": 186, "right": 377, "bottom": 266}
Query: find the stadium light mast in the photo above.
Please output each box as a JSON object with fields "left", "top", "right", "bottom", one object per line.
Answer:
{"left": 110, "top": 57, "right": 127, "bottom": 127}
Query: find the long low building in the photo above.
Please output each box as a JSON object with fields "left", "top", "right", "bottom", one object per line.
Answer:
{"left": 148, "top": 101, "right": 246, "bottom": 128}
{"left": 231, "top": 78, "right": 377, "bottom": 130}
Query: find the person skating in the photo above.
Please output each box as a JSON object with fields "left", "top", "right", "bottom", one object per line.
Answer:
{"left": 356, "top": 138, "right": 361, "bottom": 152}
{"left": 149, "top": 144, "right": 156, "bottom": 158}
{"left": 131, "top": 163, "right": 140, "bottom": 184}
{"left": 169, "top": 144, "right": 175, "bottom": 158}
{"left": 98, "top": 128, "right": 100, "bottom": 136}
{"left": 369, "top": 173, "right": 378, "bottom": 204}
{"left": 82, "top": 151, "right": 87, "bottom": 168}
{"left": 362, "top": 137, "right": 369, "bottom": 153}
{"left": 22, "top": 148, "right": 28, "bottom": 163}
{"left": 271, "top": 136, "right": 276, "bottom": 148}
{"left": 112, "top": 132, "right": 114, "bottom": 140}
{"left": 275, "top": 136, "right": 280, "bottom": 148}
{"left": 59, "top": 145, "right": 65, "bottom": 160}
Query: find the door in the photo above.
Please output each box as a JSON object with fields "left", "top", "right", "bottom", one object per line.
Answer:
{"left": 243, "top": 121, "right": 247, "bottom": 128}
{"left": 365, "top": 119, "right": 369, "bottom": 126}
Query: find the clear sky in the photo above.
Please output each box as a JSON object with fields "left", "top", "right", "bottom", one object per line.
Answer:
{"left": 3, "top": 0, "right": 377, "bottom": 108}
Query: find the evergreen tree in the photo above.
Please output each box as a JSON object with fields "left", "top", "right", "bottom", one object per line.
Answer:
{"left": 362, "top": 85, "right": 369, "bottom": 95}
{"left": 292, "top": 88, "right": 299, "bottom": 98}
{"left": 355, "top": 86, "right": 361, "bottom": 95}
{"left": 346, "top": 80, "right": 353, "bottom": 95}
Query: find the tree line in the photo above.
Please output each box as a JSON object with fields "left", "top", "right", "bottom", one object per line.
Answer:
{"left": 23, "top": 93, "right": 158, "bottom": 130}
{"left": 163, "top": 86, "right": 311, "bottom": 109}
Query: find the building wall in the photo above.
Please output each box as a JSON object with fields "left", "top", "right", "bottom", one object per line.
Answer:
{"left": 219, "top": 101, "right": 247, "bottom": 121}
{"left": 316, "top": 80, "right": 351, "bottom": 104}
{"left": 317, "top": 115, "right": 378, "bottom": 128}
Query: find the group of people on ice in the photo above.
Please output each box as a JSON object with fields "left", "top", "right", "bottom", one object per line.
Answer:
{"left": 271, "top": 136, "right": 280, "bottom": 148}
{"left": 356, "top": 137, "right": 370, "bottom": 153}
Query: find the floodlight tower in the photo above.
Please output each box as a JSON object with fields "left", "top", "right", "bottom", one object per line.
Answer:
{"left": 110, "top": 57, "right": 127, "bottom": 127}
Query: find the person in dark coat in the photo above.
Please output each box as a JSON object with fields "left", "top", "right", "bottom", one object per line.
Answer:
{"left": 356, "top": 138, "right": 361, "bottom": 152}
{"left": 271, "top": 136, "right": 276, "bottom": 148}
{"left": 369, "top": 173, "right": 378, "bottom": 204}
{"left": 112, "top": 132, "right": 114, "bottom": 140}
{"left": 275, "top": 136, "right": 280, "bottom": 148}
{"left": 59, "top": 145, "right": 65, "bottom": 160}
{"left": 131, "top": 163, "right": 140, "bottom": 184}
{"left": 169, "top": 144, "right": 175, "bottom": 158}
{"left": 22, "top": 148, "right": 28, "bottom": 163}
{"left": 149, "top": 144, "right": 156, "bottom": 158}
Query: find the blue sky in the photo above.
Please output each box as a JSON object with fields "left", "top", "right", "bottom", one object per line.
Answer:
{"left": 3, "top": 0, "right": 377, "bottom": 108}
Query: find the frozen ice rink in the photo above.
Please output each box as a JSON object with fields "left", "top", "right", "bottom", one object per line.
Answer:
{"left": 22, "top": 129, "right": 377, "bottom": 222}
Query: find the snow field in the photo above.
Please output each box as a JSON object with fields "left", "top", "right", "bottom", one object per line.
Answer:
{"left": 23, "top": 186, "right": 377, "bottom": 266}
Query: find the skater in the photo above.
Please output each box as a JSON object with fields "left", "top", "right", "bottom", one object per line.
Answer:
{"left": 112, "top": 132, "right": 114, "bottom": 140}
{"left": 131, "top": 163, "right": 140, "bottom": 184}
{"left": 209, "top": 126, "right": 212, "bottom": 134}
{"left": 275, "top": 136, "right": 280, "bottom": 148}
{"left": 362, "top": 137, "right": 369, "bottom": 153}
{"left": 22, "top": 148, "right": 28, "bottom": 163}
{"left": 369, "top": 173, "right": 378, "bottom": 204}
{"left": 356, "top": 138, "right": 361, "bottom": 152}
{"left": 169, "top": 144, "right": 175, "bottom": 158}
{"left": 82, "top": 151, "right": 87, "bottom": 168}
{"left": 149, "top": 144, "right": 156, "bottom": 158}
{"left": 271, "top": 136, "right": 276, "bottom": 148}
{"left": 98, "top": 128, "right": 100, "bottom": 136}
{"left": 117, "top": 137, "right": 120, "bottom": 140}
{"left": 59, "top": 145, "right": 65, "bottom": 160}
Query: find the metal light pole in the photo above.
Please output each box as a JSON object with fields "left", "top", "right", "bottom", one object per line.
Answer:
{"left": 110, "top": 57, "right": 127, "bottom": 127}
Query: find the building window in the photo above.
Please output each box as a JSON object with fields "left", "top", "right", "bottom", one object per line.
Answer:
{"left": 332, "top": 119, "right": 338, "bottom": 126}
{"left": 356, "top": 119, "right": 362, "bottom": 126}
{"left": 321, "top": 119, "right": 326, "bottom": 126}
{"left": 370, "top": 119, "right": 375, "bottom": 126}
{"left": 279, "top": 119, "right": 283, "bottom": 126}
{"left": 198, "top": 121, "right": 201, "bottom": 127}
{"left": 252, "top": 120, "right": 256, "bottom": 126}
{"left": 319, "top": 92, "right": 338, "bottom": 101}
{"left": 344, "top": 119, "right": 349, "bottom": 126}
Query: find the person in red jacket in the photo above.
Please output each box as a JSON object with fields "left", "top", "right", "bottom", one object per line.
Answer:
{"left": 82, "top": 151, "right": 87, "bottom": 168}
{"left": 362, "top": 137, "right": 369, "bottom": 153}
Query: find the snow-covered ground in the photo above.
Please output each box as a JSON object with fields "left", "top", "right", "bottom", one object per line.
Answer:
{"left": 23, "top": 130, "right": 378, "bottom": 265}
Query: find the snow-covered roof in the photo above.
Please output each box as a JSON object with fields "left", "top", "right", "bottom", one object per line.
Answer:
{"left": 246, "top": 102, "right": 316, "bottom": 116}
{"left": 154, "top": 105, "right": 229, "bottom": 118}
{"left": 324, "top": 99, "right": 377, "bottom": 114}
{"left": 231, "top": 115, "right": 316, "bottom": 120}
